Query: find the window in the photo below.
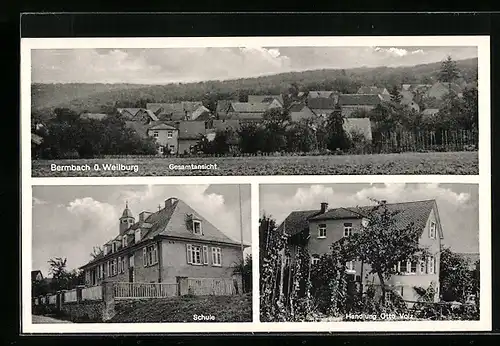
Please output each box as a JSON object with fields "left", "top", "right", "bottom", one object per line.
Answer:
{"left": 344, "top": 223, "right": 353, "bottom": 237}
{"left": 135, "top": 229, "right": 141, "bottom": 243}
{"left": 129, "top": 254, "right": 134, "bottom": 268}
{"left": 110, "top": 259, "right": 116, "bottom": 276}
{"left": 103, "top": 246, "right": 109, "bottom": 256}
{"left": 419, "top": 259, "right": 426, "bottom": 274}
{"left": 158, "top": 146, "right": 164, "bottom": 154}
{"left": 428, "top": 256, "right": 436, "bottom": 274}
{"left": 101, "top": 264, "right": 105, "bottom": 278}
{"left": 311, "top": 255, "right": 320, "bottom": 265}
{"left": 106, "top": 261, "right": 110, "bottom": 277}
{"left": 153, "top": 131, "right": 159, "bottom": 138}
{"left": 318, "top": 224, "right": 326, "bottom": 238}
{"left": 346, "top": 261, "right": 355, "bottom": 272}
{"left": 429, "top": 221, "right": 436, "bottom": 239}
{"left": 203, "top": 246, "right": 209, "bottom": 265}
{"left": 410, "top": 260, "right": 417, "bottom": 273}
{"left": 112, "top": 242, "right": 117, "bottom": 253}
{"left": 143, "top": 244, "right": 158, "bottom": 267}
{"left": 121, "top": 257, "right": 126, "bottom": 273}
{"left": 118, "top": 256, "right": 122, "bottom": 273}
{"left": 212, "top": 247, "right": 222, "bottom": 266}
{"left": 122, "top": 235, "right": 127, "bottom": 248}
{"left": 193, "top": 220, "right": 202, "bottom": 235}
{"left": 167, "top": 130, "right": 173, "bottom": 138}
{"left": 169, "top": 145, "right": 175, "bottom": 153}
{"left": 187, "top": 244, "right": 202, "bottom": 265}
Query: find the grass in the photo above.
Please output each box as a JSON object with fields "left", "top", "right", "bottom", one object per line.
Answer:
{"left": 107, "top": 294, "right": 252, "bottom": 323}
{"left": 32, "top": 151, "right": 478, "bottom": 176}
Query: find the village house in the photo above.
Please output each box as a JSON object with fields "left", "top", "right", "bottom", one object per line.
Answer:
{"left": 221, "top": 102, "right": 269, "bottom": 123}
{"left": 307, "top": 97, "right": 337, "bottom": 118}
{"left": 288, "top": 103, "right": 316, "bottom": 122}
{"left": 247, "top": 94, "right": 284, "bottom": 108}
{"left": 425, "top": 82, "right": 463, "bottom": 100}
{"left": 79, "top": 198, "right": 248, "bottom": 295}
{"left": 31, "top": 270, "right": 44, "bottom": 285}
{"left": 146, "top": 123, "right": 179, "bottom": 155}
{"left": 79, "top": 113, "right": 108, "bottom": 121}
{"left": 117, "top": 108, "right": 159, "bottom": 124}
{"left": 278, "top": 199, "right": 443, "bottom": 303}
{"left": 357, "top": 86, "right": 390, "bottom": 95}
{"left": 177, "top": 121, "right": 207, "bottom": 154}
{"left": 338, "top": 94, "right": 383, "bottom": 117}
{"left": 146, "top": 102, "right": 210, "bottom": 121}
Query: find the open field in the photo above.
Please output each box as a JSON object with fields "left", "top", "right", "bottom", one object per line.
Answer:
{"left": 108, "top": 294, "right": 252, "bottom": 323}
{"left": 32, "top": 151, "right": 478, "bottom": 177}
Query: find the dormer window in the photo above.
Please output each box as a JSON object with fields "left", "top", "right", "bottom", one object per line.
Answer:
{"left": 135, "top": 229, "right": 141, "bottom": 243}
{"left": 103, "top": 245, "right": 109, "bottom": 256}
{"left": 111, "top": 242, "right": 117, "bottom": 253}
{"left": 193, "top": 220, "right": 202, "bottom": 235}
{"left": 429, "top": 221, "right": 436, "bottom": 239}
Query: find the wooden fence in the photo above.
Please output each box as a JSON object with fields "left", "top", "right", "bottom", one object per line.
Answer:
{"left": 113, "top": 282, "right": 178, "bottom": 300}
{"left": 82, "top": 285, "right": 103, "bottom": 301}
{"left": 187, "top": 278, "right": 236, "bottom": 296}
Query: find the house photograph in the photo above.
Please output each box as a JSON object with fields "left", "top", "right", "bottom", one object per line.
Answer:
{"left": 30, "top": 184, "right": 252, "bottom": 323}
{"left": 259, "top": 183, "right": 480, "bottom": 322}
{"left": 28, "top": 43, "right": 482, "bottom": 177}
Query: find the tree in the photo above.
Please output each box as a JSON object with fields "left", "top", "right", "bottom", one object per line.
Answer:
{"left": 390, "top": 85, "right": 402, "bottom": 103}
{"left": 439, "top": 248, "right": 473, "bottom": 302}
{"left": 438, "top": 55, "right": 460, "bottom": 83}
{"left": 324, "top": 106, "right": 350, "bottom": 151}
{"left": 347, "top": 199, "right": 428, "bottom": 304}
{"left": 234, "top": 254, "right": 252, "bottom": 293}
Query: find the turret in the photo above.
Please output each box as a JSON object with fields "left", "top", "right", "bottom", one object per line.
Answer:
{"left": 119, "top": 201, "right": 135, "bottom": 235}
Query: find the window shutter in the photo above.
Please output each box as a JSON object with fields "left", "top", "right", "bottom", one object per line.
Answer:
{"left": 186, "top": 244, "right": 192, "bottom": 264}
{"left": 203, "top": 245, "right": 208, "bottom": 265}
{"left": 143, "top": 247, "right": 147, "bottom": 267}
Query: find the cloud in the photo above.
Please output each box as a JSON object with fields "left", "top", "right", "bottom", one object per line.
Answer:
{"left": 32, "top": 197, "right": 48, "bottom": 205}
{"left": 31, "top": 46, "right": 478, "bottom": 84}
{"left": 260, "top": 183, "right": 478, "bottom": 253}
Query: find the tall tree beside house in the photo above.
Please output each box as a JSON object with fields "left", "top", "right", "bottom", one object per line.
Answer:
{"left": 347, "top": 199, "right": 427, "bottom": 304}
{"left": 324, "top": 106, "right": 350, "bottom": 151}
{"left": 439, "top": 248, "right": 473, "bottom": 302}
{"left": 390, "top": 85, "right": 402, "bottom": 103}
{"left": 438, "top": 55, "right": 460, "bottom": 83}
{"left": 233, "top": 254, "right": 252, "bottom": 294}
{"left": 237, "top": 123, "right": 267, "bottom": 154}
{"left": 285, "top": 119, "right": 317, "bottom": 153}
{"left": 47, "top": 257, "right": 85, "bottom": 292}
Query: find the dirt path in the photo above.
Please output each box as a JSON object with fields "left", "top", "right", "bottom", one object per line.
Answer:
{"left": 32, "top": 315, "right": 73, "bottom": 323}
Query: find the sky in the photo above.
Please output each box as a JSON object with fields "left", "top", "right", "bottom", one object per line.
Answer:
{"left": 32, "top": 184, "right": 251, "bottom": 276}
{"left": 31, "top": 46, "right": 478, "bottom": 84}
{"left": 260, "top": 183, "right": 479, "bottom": 254}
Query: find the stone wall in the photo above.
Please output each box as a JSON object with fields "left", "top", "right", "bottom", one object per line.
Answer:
{"left": 60, "top": 301, "right": 106, "bottom": 322}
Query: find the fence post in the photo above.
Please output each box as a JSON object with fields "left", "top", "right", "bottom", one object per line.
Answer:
{"left": 101, "top": 280, "right": 116, "bottom": 321}
{"left": 76, "top": 285, "right": 85, "bottom": 303}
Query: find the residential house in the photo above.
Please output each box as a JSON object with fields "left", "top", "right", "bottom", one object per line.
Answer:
{"left": 307, "top": 91, "right": 339, "bottom": 104}
{"left": 425, "top": 82, "right": 463, "bottom": 100}
{"left": 289, "top": 103, "right": 316, "bottom": 122}
{"left": 338, "top": 94, "right": 383, "bottom": 117}
{"left": 223, "top": 102, "right": 269, "bottom": 123}
{"left": 117, "top": 108, "right": 159, "bottom": 124}
{"left": 247, "top": 94, "right": 284, "bottom": 108}
{"left": 80, "top": 113, "right": 108, "bottom": 121}
{"left": 79, "top": 198, "right": 248, "bottom": 294}
{"left": 279, "top": 199, "right": 443, "bottom": 303}
{"left": 307, "top": 97, "right": 337, "bottom": 118}
{"left": 146, "top": 123, "right": 179, "bottom": 155}
{"left": 357, "top": 86, "right": 390, "bottom": 95}
{"left": 146, "top": 102, "right": 210, "bottom": 121}
{"left": 177, "top": 121, "right": 207, "bottom": 154}
{"left": 402, "top": 84, "right": 432, "bottom": 93}
{"left": 401, "top": 96, "right": 421, "bottom": 113}
{"left": 343, "top": 118, "right": 373, "bottom": 142}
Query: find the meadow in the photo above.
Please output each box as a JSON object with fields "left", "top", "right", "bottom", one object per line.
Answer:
{"left": 32, "top": 151, "right": 478, "bottom": 177}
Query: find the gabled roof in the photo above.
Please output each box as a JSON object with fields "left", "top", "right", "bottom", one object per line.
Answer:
{"left": 288, "top": 102, "right": 307, "bottom": 112}
{"left": 80, "top": 113, "right": 108, "bottom": 120}
{"left": 343, "top": 118, "right": 373, "bottom": 141}
{"left": 248, "top": 95, "right": 284, "bottom": 105}
{"left": 230, "top": 102, "right": 270, "bottom": 113}
{"left": 212, "top": 119, "right": 241, "bottom": 132}
{"left": 277, "top": 210, "right": 322, "bottom": 236}
{"left": 430, "top": 82, "right": 462, "bottom": 94}
{"left": 338, "top": 94, "right": 382, "bottom": 106}
{"left": 144, "top": 109, "right": 160, "bottom": 121}
{"left": 308, "top": 97, "right": 336, "bottom": 110}
{"left": 178, "top": 121, "right": 206, "bottom": 140}
{"left": 117, "top": 108, "right": 142, "bottom": 117}
{"left": 125, "top": 120, "right": 163, "bottom": 138}
{"left": 31, "top": 270, "right": 43, "bottom": 281}
{"left": 146, "top": 102, "right": 204, "bottom": 119}
{"left": 357, "top": 86, "right": 388, "bottom": 94}
{"left": 147, "top": 123, "right": 178, "bottom": 131}
{"left": 308, "top": 91, "right": 335, "bottom": 98}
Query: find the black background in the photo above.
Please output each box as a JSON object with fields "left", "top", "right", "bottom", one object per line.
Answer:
{"left": 8, "top": 11, "right": 500, "bottom": 344}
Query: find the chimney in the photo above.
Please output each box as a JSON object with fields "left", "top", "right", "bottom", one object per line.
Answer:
{"left": 139, "top": 211, "right": 153, "bottom": 222}
{"left": 165, "top": 197, "right": 178, "bottom": 208}
{"left": 320, "top": 202, "right": 328, "bottom": 214}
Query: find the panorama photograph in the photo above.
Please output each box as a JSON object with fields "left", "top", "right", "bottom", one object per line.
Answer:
{"left": 29, "top": 45, "right": 479, "bottom": 176}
